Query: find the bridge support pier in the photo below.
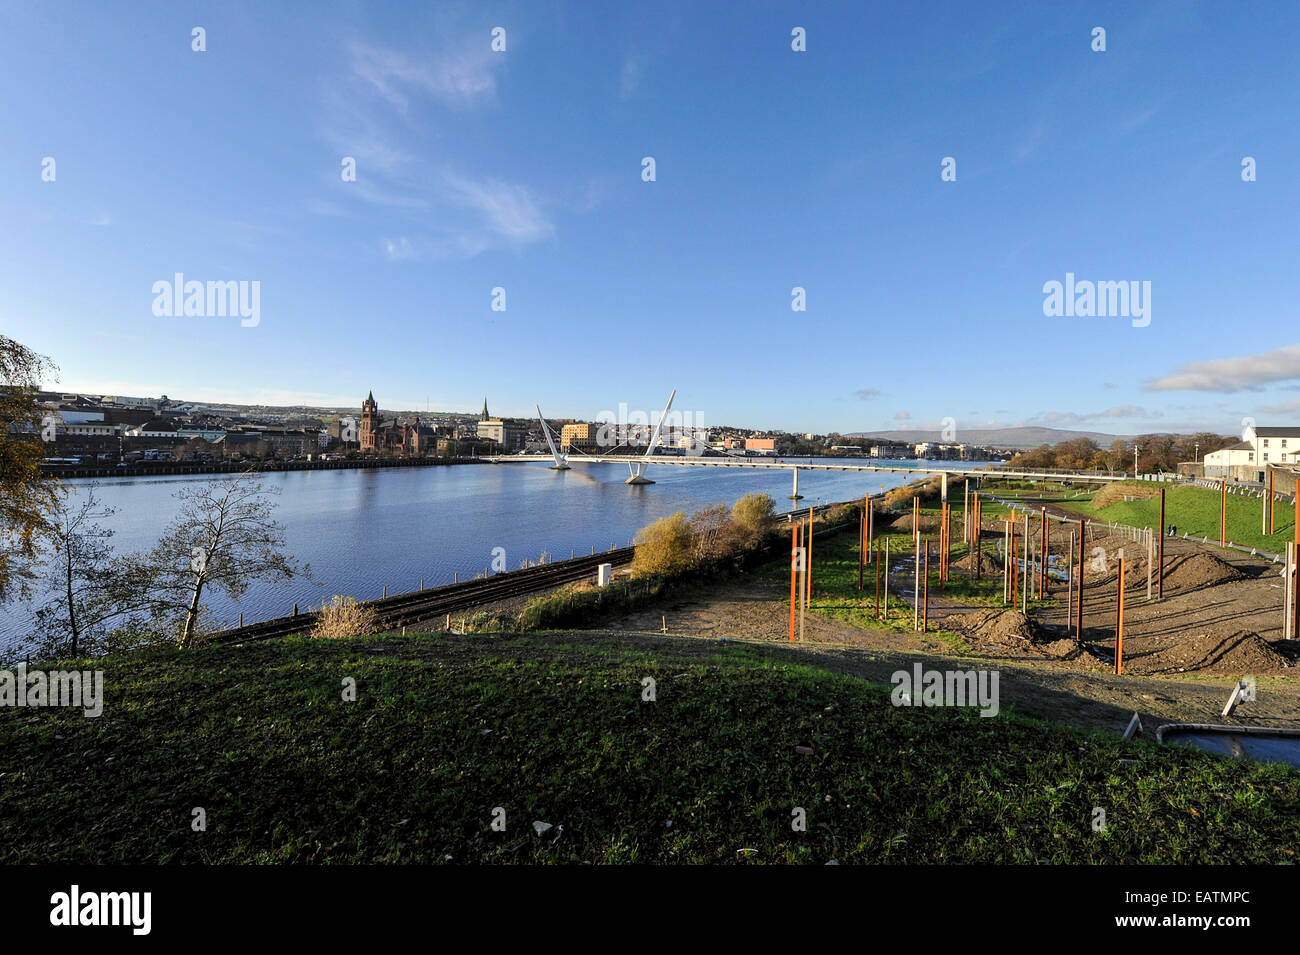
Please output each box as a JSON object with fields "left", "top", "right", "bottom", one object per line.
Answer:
{"left": 789, "top": 467, "right": 804, "bottom": 500}
{"left": 626, "top": 461, "right": 654, "bottom": 485}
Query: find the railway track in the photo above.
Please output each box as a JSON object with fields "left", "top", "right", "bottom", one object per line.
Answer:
{"left": 209, "top": 547, "right": 635, "bottom": 645}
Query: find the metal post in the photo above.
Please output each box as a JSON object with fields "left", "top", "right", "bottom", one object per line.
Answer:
{"left": 1269, "top": 467, "right": 1275, "bottom": 534}
{"left": 1157, "top": 487, "right": 1165, "bottom": 600}
{"left": 1022, "top": 513, "right": 1029, "bottom": 613}
{"left": 875, "top": 537, "right": 881, "bottom": 618}
{"left": 1284, "top": 542, "right": 1293, "bottom": 642}
{"left": 806, "top": 506, "right": 814, "bottom": 607}
{"left": 858, "top": 512, "right": 864, "bottom": 591}
{"left": 884, "top": 538, "right": 890, "bottom": 618}
{"left": 1075, "top": 520, "right": 1085, "bottom": 640}
{"left": 799, "top": 521, "right": 807, "bottom": 643}
{"left": 963, "top": 479, "right": 970, "bottom": 545}
{"left": 922, "top": 542, "right": 930, "bottom": 634}
{"left": 1066, "top": 531, "right": 1073, "bottom": 630}
{"left": 1040, "top": 508, "right": 1047, "bottom": 596}
{"left": 1146, "top": 528, "right": 1153, "bottom": 601}
{"left": 1115, "top": 549, "right": 1125, "bottom": 675}
{"left": 1221, "top": 479, "right": 1227, "bottom": 547}
{"left": 789, "top": 522, "right": 799, "bottom": 642}
{"left": 914, "top": 533, "right": 921, "bottom": 631}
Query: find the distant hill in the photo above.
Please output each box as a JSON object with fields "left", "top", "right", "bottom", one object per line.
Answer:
{"left": 848, "top": 426, "right": 1132, "bottom": 450}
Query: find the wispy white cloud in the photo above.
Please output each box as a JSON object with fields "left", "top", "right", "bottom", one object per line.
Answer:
{"left": 347, "top": 41, "right": 496, "bottom": 110}
{"left": 439, "top": 172, "right": 555, "bottom": 247}
{"left": 854, "top": 388, "right": 882, "bottom": 400}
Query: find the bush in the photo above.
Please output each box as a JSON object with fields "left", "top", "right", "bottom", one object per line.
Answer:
{"left": 631, "top": 512, "right": 696, "bottom": 577}
{"left": 311, "top": 595, "right": 379, "bottom": 639}
{"left": 731, "top": 492, "right": 776, "bottom": 542}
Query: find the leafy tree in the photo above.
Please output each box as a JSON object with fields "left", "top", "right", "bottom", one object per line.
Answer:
{"left": 0, "top": 335, "right": 60, "bottom": 602}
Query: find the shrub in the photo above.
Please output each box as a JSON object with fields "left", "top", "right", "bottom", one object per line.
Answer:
{"left": 631, "top": 512, "right": 696, "bottom": 577}
{"left": 731, "top": 492, "right": 776, "bottom": 543}
{"left": 311, "top": 595, "right": 379, "bottom": 639}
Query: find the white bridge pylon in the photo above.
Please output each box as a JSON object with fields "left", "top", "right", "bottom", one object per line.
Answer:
{"left": 626, "top": 389, "right": 676, "bottom": 485}
{"left": 535, "top": 390, "right": 677, "bottom": 484}
{"left": 536, "top": 404, "right": 569, "bottom": 470}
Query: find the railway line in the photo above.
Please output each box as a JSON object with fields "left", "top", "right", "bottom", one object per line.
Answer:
{"left": 209, "top": 546, "right": 635, "bottom": 645}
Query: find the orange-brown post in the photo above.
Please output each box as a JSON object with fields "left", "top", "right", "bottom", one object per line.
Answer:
{"left": 922, "top": 541, "right": 930, "bottom": 633}
{"left": 1115, "top": 553, "right": 1125, "bottom": 675}
{"left": 1220, "top": 479, "right": 1227, "bottom": 547}
{"left": 1157, "top": 488, "right": 1165, "bottom": 600}
{"left": 789, "top": 522, "right": 799, "bottom": 641}
{"left": 973, "top": 495, "right": 981, "bottom": 580}
{"left": 1075, "top": 520, "right": 1085, "bottom": 640}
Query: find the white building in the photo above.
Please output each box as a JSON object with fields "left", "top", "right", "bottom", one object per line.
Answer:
{"left": 1205, "top": 426, "right": 1300, "bottom": 481}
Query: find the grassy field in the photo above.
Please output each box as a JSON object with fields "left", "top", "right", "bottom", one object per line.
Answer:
{"left": 1055, "top": 483, "right": 1298, "bottom": 554}
{"left": 3, "top": 633, "right": 1296, "bottom": 864}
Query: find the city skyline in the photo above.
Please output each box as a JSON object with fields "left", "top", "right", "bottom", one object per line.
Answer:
{"left": 5, "top": 1, "right": 1299, "bottom": 434}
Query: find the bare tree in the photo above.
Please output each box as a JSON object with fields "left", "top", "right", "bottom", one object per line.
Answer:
{"left": 29, "top": 486, "right": 162, "bottom": 658}
{"left": 140, "top": 472, "right": 305, "bottom": 647}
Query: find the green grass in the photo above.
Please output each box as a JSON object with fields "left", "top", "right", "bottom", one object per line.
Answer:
{"left": 1061, "top": 484, "right": 1297, "bottom": 554}
{"left": 3, "top": 633, "right": 1296, "bottom": 863}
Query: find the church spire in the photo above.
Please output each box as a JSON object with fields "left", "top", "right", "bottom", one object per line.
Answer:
{"left": 481, "top": 397, "right": 489, "bottom": 420}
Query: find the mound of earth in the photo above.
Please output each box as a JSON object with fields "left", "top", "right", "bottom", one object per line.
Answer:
{"left": 951, "top": 608, "right": 1100, "bottom": 666}
{"left": 951, "top": 550, "right": 1000, "bottom": 576}
{"left": 1162, "top": 552, "right": 1245, "bottom": 591}
{"left": 890, "top": 514, "right": 939, "bottom": 533}
{"left": 1136, "top": 630, "right": 1290, "bottom": 675}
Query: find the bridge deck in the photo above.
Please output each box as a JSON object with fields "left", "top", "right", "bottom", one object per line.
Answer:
{"left": 484, "top": 455, "right": 1135, "bottom": 483}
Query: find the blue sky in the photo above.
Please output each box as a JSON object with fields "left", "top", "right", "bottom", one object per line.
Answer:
{"left": 3, "top": 1, "right": 1298, "bottom": 437}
